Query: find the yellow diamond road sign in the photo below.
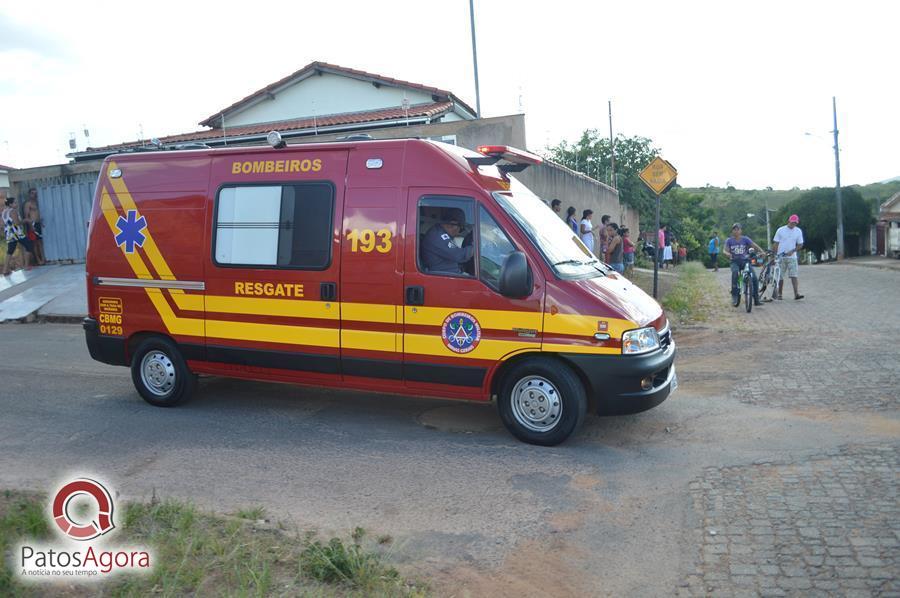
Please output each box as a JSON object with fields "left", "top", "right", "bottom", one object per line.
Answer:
{"left": 639, "top": 157, "right": 677, "bottom": 195}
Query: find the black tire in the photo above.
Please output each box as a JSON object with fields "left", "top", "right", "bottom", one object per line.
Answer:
{"left": 759, "top": 267, "right": 770, "bottom": 297}
{"left": 744, "top": 274, "right": 752, "bottom": 313}
{"left": 497, "top": 358, "right": 587, "bottom": 446}
{"left": 130, "top": 336, "right": 197, "bottom": 407}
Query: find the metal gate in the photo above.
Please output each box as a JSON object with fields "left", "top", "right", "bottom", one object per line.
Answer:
{"left": 30, "top": 172, "right": 97, "bottom": 262}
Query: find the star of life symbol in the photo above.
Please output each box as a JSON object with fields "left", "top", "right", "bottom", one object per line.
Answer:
{"left": 441, "top": 311, "right": 482, "bottom": 354}
{"left": 114, "top": 210, "right": 147, "bottom": 254}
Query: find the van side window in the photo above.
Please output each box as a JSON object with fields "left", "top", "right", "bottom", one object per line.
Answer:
{"left": 478, "top": 206, "right": 517, "bottom": 290}
{"left": 417, "top": 196, "right": 476, "bottom": 277}
{"left": 214, "top": 183, "right": 333, "bottom": 269}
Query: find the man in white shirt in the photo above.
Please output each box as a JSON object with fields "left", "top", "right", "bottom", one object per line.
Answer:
{"left": 771, "top": 214, "right": 804, "bottom": 300}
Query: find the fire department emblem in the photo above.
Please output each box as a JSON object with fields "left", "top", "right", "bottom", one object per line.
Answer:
{"left": 441, "top": 311, "right": 482, "bottom": 354}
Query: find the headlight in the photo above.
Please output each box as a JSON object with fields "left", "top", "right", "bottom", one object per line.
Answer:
{"left": 622, "top": 327, "right": 660, "bottom": 355}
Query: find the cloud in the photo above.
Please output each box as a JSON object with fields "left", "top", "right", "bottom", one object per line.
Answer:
{"left": 0, "top": 13, "right": 67, "bottom": 58}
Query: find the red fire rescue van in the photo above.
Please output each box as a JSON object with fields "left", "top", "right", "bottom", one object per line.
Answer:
{"left": 84, "top": 136, "right": 675, "bottom": 445}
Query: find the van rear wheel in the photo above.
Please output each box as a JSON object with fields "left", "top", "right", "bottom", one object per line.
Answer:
{"left": 498, "top": 359, "right": 586, "bottom": 446}
{"left": 130, "top": 337, "right": 196, "bottom": 407}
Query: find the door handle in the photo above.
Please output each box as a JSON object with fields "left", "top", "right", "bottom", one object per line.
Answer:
{"left": 405, "top": 285, "right": 425, "bottom": 306}
{"left": 320, "top": 282, "right": 338, "bottom": 301}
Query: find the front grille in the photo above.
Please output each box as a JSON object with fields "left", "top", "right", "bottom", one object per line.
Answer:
{"left": 659, "top": 327, "right": 672, "bottom": 350}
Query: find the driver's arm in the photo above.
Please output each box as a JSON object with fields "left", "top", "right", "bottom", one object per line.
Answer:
{"left": 433, "top": 234, "right": 475, "bottom": 264}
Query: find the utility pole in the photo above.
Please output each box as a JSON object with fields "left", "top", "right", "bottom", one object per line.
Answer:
{"left": 468, "top": 0, "right": 482, "bottom": 118}
{"left": 608, "top": 100, "right": 616, "bottom": 189}
{"left": 765, "top": 202, "right": 772, "bottom": 250}
{"left": 832, "top": 96, "right": 844, "bottom": 259}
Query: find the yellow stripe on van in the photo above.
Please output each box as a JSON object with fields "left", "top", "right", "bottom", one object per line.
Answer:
{"left": 404, "top": 334, "right": 538, "bottom": 361}
{"left": 342, "top": 302, "right": 396, "bottom": 324}
{"left": 341, "top": 329, "right": 399, "bottom": 353}
{"left": 204, "top": 296, "right": 339, "bottom": 320}
{"left": 144, "top": 287, "right": 205, "bottom": 337}
{"left": 404, "top": 306, "right": 542, "bottom": 330}
{"left": 169, "top": 293, "right": 204, "bottom": 312}
{"left": 540, "top": 343, "right": 620, "bottom": 355}
{"left": 543, "top": 314, "right": 634, "bottom": 338}
{"left": 205, "top": 319, "right": 339, "bottom": 348}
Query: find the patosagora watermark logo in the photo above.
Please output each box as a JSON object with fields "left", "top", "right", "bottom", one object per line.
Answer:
{"left": 15, "top": 477, "right": 153, "bottom": 582}
{"left": 52, "top": 478, "right": 115, "bottom": 540}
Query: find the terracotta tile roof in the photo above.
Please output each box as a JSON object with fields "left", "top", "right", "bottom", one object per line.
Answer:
{"left": 84, "top": 102, "right": 454, "bottom": 153}
{"left": 198, "top": 61, "right": 476, "bottom": 127}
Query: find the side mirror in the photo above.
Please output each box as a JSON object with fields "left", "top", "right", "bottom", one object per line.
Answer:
{"left": 499, "top": 251, "right": 532, "bottom": 298}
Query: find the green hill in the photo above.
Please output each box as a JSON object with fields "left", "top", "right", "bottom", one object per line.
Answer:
{"left": 681, "top": 180, "right": 900, "bottom": 244}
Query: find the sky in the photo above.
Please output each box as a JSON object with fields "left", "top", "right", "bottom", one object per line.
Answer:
{"left": 1, "top": 0, "right": 896, "bottom": 189}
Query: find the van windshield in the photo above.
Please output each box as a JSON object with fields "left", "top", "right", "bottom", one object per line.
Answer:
{"left": 493, "top": 179, "right": 608, "bottom": 278}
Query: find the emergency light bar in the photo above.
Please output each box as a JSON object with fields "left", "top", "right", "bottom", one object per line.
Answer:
{"left": 476, "top": 145, "right": 543, "bottom": 165}
{"left": 465, "top": 145, "right": 543, "bottom": 176}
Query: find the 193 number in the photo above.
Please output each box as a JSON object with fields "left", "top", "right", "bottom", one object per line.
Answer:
{"left": 347, "top": 228, "right": 392, "bottom": 253}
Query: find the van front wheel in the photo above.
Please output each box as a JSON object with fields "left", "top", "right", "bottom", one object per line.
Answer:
{"left": 130, "top": 337, "right": 197, "bottom": 407}
{"left": 498, "top": 359, "right": 586, "bottom": 446}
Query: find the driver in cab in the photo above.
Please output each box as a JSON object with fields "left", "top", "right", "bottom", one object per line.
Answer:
{"left": 421, "top": 208, "right": 474, "bottom": 274}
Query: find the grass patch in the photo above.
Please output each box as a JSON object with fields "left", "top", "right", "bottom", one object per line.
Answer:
{"left": 0, "top": 490, "right": 425, "bottom": 597}
{"left": 661, "top": 262, "right": 720, "bottom": 324}
{"left": 235, "top": 506, "right": 267, "bottom": 521}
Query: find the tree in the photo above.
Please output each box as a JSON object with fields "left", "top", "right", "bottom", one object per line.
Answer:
{"left": 546, "top": 131, "right": 661, "bottom": 217}
{"left": 774, "top": 187, "right": 872, "bottom": 259}
{"left": 659, "top": 189, "right": 716, "bottom": 259}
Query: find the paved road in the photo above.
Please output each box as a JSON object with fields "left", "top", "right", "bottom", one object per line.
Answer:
{"left": 0, "top": 262, "right": 897, "bottom": 596}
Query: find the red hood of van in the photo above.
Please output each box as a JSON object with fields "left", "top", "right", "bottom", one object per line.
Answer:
{"left": 553, "top": 273, "right": 665, "bottom": 330}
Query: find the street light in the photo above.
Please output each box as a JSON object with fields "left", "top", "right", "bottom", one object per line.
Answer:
{"left": 746, "top": 208, "right": 776, "bottom": 249}
{"left": 832, "top": 97, "right": 845, "bottom": 260}
{"left": 803, "top": 96, "right": 845, "bottom": 259}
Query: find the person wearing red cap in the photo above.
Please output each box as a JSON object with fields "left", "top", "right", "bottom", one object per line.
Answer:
{"left": 772, "top": 214, "right": 804, "bottom": 300}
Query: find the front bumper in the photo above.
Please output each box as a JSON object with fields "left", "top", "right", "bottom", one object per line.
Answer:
{"left": 558, "top": 339, "right": 676, "bottom": 415}
{"left": 83, "top": 318, "right": 128, "bottom": 366}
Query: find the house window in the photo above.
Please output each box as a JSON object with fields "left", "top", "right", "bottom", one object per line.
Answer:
{"left": 214, "top": 183, "right": 333, "bottom": 269}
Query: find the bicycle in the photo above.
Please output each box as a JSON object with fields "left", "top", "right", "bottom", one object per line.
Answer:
{"left": 737, "top": 258, "right": 754, "bottom": 312}
{"left": 757, "top": 251, "right": 783, "bottom": 301}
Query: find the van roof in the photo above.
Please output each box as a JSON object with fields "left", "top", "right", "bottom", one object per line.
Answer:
{"left": 106, "top": 137, "right": 449, "bottom": 161}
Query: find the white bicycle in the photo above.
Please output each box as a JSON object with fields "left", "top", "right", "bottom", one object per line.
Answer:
{"left": 758, "top": 251, "right": 783, "bottom": 300}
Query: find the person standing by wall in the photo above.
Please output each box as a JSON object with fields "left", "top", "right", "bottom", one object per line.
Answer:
{"left": 565, "top": 206, "right": 578, "bottom": 234}
{"left": 598, "top": 214, "right": 611, "bottom": 261}
{"left": 657, "top": 223, "right": 667, "bottom": 268}
{"left": 708, "top": 232, "right": 720, "bottom": 271}
{"left": 3, "top": 196, "right": 35, "bottom": 275}
{"left": 771, "top": 214, "right": 805, "bottom": 300}
{"left": 605, "top": 222, "right": 624, "bottom": 274}
{"left": 621, "top": 227, "right": 635, "bottom": 277}
{"left": 551, "top": 199, "right": 562, "bottom": 218}
{"left": 580, "top": 209, "right": 596, "bottom": 254}
{"left": 23, "top": 188, "right": 46, "bottom": 265}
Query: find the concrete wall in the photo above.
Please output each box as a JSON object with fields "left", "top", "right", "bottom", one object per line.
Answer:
{"left": 514, "top": 160, "right": 639, "bottom": 233}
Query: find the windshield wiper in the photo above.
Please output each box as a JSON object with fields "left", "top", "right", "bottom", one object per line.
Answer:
{"left": 552, "top": 259, "right": 588, "bottom": 266}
